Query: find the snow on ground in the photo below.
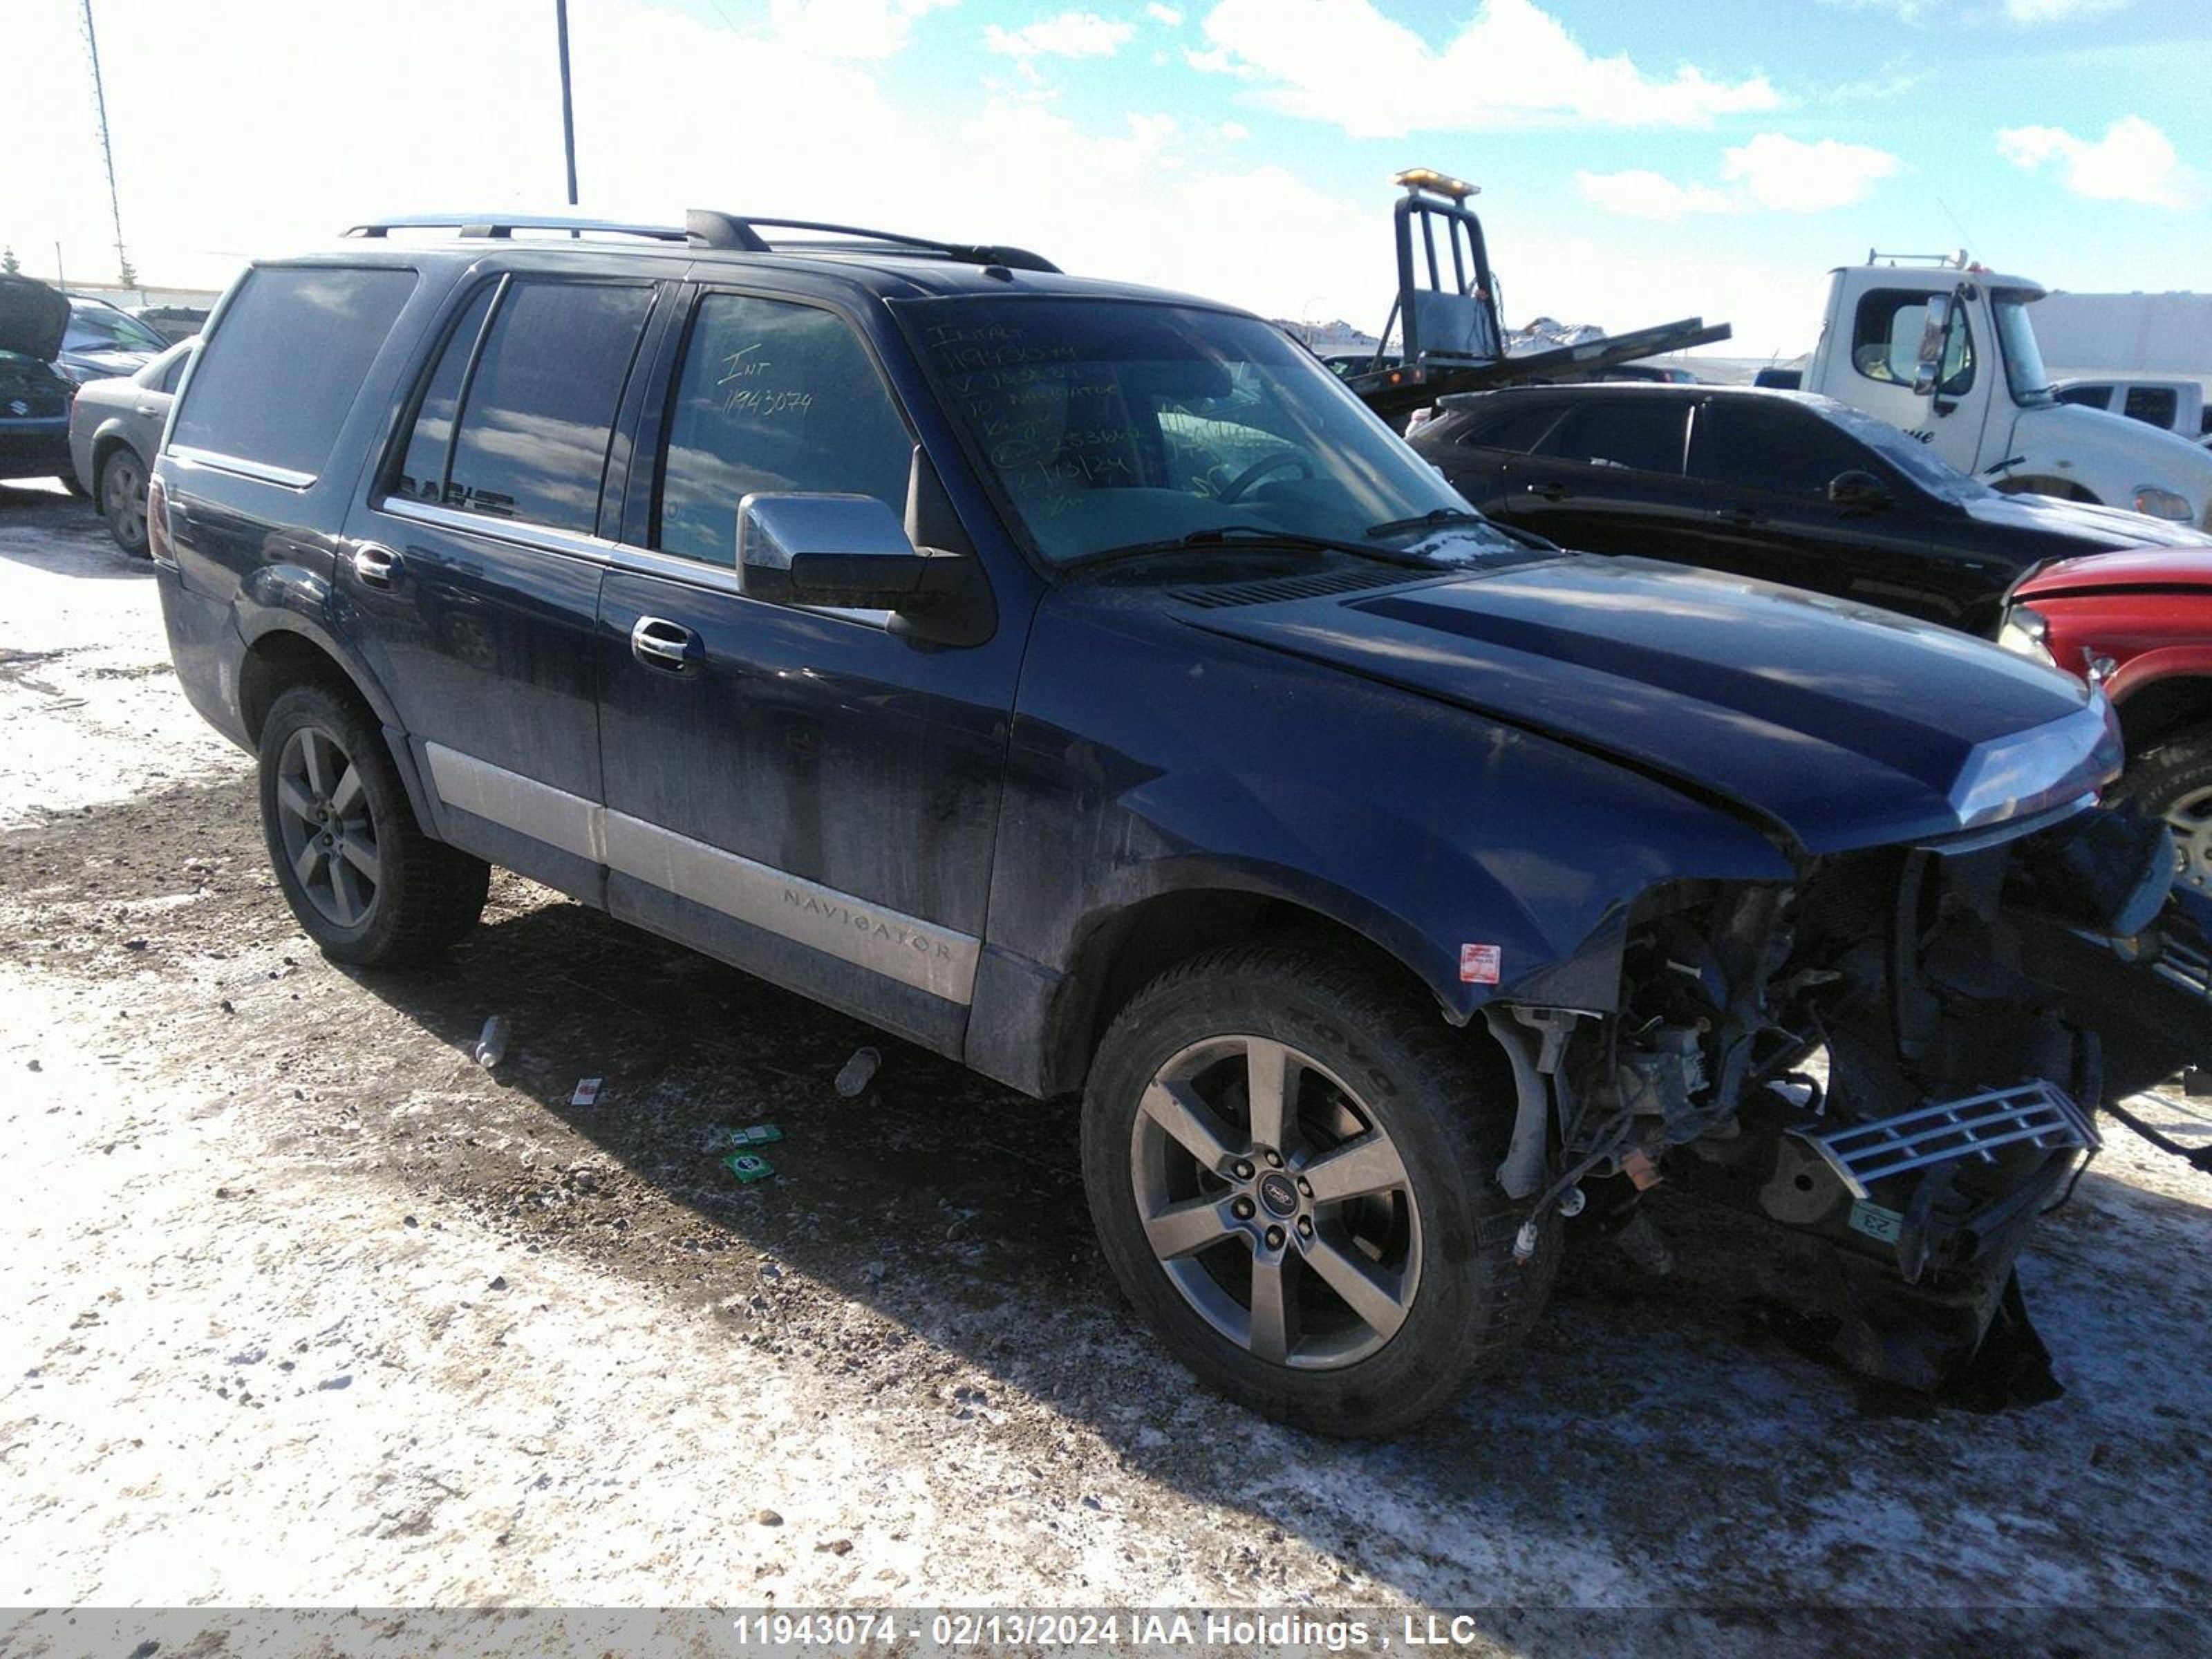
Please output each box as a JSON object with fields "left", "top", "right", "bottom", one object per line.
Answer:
{"left": 1, "top": 484, "right": 2209, "bottom": 1654}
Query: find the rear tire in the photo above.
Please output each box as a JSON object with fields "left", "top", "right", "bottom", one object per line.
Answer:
{"left": 99, "top": 449, "right": 149, "bottom": 556}
{"left": 257, "top": 684, "right": 489, "bottom": 966}
{"left": 1081, "top": 939, "right": 1557, "bottom": 1438}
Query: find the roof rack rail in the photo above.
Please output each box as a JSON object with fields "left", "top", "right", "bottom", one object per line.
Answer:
{"left": 346, "top": 213, "right": 689, "bottom": 242}
{"left": 341, "top": 210, "right": 1060, "bottom": 274}
{"left": 682, "top": 209, "right": 1059, "bottom": 273}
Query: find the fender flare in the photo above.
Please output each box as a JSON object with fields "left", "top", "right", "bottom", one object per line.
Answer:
{"left": 232, "top": 603, "right": 437, "bottom": 837}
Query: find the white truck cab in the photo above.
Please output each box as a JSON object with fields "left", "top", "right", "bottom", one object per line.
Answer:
{"left": 1803, "top": 253, "right": 2212, "bottom": 528}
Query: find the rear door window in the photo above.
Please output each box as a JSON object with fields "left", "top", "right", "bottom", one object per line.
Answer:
{"left": 170, "top": 265, "right": 417, "bottom": 481}
{"left": 392, "top": 283, "right": 498, "bottom": 504}
{"left": 442, "top": 280, "right": 655, "bottom": 533}
{"left": 1536, "top": 400, "right": 1688, "bottom": 475}
{"left": 2124, "top": 386, "right": 2179, "bottom": 428}
{"left": 1456, "top": 400, "right": 1564, "bottom": 453}
{"left": 654, "top": 293, "right": 912, "bottom": 565}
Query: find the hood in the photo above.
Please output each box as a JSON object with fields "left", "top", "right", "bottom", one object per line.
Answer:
{"left": 2018, "top": 546, "right": 2212, "bottom": 599}
{"left": 0, "top": 276, "right": 71, "bottom": 362}
{"left": 1962, "top": 489, "right": 2212, "bottom": 549}
{"left": 2014, "top": 402, "right": 2212, "bottom": 494}
{"left": 1185, "top": 556, "right": 2116, "bottom": 855}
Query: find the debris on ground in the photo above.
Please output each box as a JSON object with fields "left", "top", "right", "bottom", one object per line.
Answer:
{"left": 473, "top": 1015, "right": 508, "bottom": 1069}
{"left": 723, "top": 1152, "right": 775, "bottom": 1185}
{"left": 834, "top": 1046, "right": 881, "bottom": 1098}
{"left": 707, "top": 1123, "right": 782, "bottom": 1151}
{"left": 570, "top": 1077, "right": 602, "bottom": 1107}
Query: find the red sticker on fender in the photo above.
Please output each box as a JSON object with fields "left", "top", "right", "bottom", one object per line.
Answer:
{"left": 1460, "top": 944, "right": 1502, "bottom": 985}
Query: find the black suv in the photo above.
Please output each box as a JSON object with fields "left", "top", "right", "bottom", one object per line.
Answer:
{"left": 1413, "top": 383, "right": 2212, "bottom": 632}
{"left": 151, "top": 212, "right": 2201, "bottom": 1434}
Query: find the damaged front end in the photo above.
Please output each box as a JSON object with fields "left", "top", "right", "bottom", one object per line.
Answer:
{"left": 1492, "top": 800, "right": 2195, "bottom": 1400}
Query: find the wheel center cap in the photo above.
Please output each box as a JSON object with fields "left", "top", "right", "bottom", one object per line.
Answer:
{"left": 1257, "top": 1172, "right": 1299, "bottom": 1217}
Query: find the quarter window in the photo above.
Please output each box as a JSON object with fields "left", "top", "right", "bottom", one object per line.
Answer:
{"left": 1456, "top": 400, "right": 1564, "bottom": 453}
{"left": 170, "top": 265, "right": 417, "bottom": 480}
{"left": 442, "top": 280, "right": 654, "bottom": 533}
{"left": 655, "top": 294, "right": 913, "bottom": 565}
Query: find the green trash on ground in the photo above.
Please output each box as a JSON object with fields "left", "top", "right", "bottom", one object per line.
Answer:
{"left": 707, "top": 1123, "right": 782, "bottom": 1152}
{"left": 723, "top": 1152, "right": 776, "bottom": 1184}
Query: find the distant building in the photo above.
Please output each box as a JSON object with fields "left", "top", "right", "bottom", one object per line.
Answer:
{"left": 2034, "top": 291, "right": 2212, "bottom": 388}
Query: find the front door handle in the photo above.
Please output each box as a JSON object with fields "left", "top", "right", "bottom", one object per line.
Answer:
{"left": 1711, "top": 507, "right": 1761, "bottom": 527}
{"left": 630, "top": 615, "right": 698, "bottom": 673}
{"left": 1526, "top": 482, "right": 1570, "bottom": 501}
{"left": 352, "top": 542, "right": 401, "bottom": 588}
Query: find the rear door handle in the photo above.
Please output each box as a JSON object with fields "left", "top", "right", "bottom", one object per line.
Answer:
{"left": 1711, "top": 507, "right": 1761, "bottom": 527}
{"left": 351, "top": 542, "right": 401, "bottom": 588}
{"left": 630, "top": 615, "right": 698, "bottom": 673}
{"left": 1526, "top": 482, "right": 1570, "bottom": 501}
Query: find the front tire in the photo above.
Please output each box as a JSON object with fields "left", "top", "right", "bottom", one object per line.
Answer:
{"left": 99, "top": 449, "right": 149, "bottom": 555}
{"left": 2108, "top": 731, "right": 2212, "bottom": 899}
{"left": 1081, "top": 940, "right": 1557, "bottom": 1437}
{"left": 257, "top": 684, "right": 489, "bottom": 966}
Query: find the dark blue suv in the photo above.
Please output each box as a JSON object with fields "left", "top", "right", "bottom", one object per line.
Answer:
{"left": 151, "top": 212, "right": 2200, "bottom": 1434}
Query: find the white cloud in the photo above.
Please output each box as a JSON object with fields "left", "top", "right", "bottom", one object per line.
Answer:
{"left": 1218, "top": 120, "right": 1250, "bottom": 141}
{"left": 1722, "top": 133, "right": 1899, "bottom": 211}
{"left": 984, "top": 10, "right": 1135, "bottom": 59}
{"left": 1580, "top": 133, "right": 1897, "bottom": 220}
{"left": 1998, "top": 115, "right": 2196, "bottom": 207}
{"left": 2001, "top": 0, "right": 2128, "bottom": 21}
{"left": 1192, "top": 0, "right": 1779, "bottom": 139}
{"left": 1145, "top": 3, "right": 1184, "bottom": 23}
{"left": 1574, "top": 170, "right": 1737, "bottom": 221}
{"left": 764, "top": 0, "right": 955, "bottom": 59}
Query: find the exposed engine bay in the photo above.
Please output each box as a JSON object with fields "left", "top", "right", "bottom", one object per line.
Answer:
{"left": 1492, "top": 800, "right": 2198, "bottom": 1400}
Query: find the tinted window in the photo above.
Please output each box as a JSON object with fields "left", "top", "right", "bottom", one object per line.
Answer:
{"left": 171, "top": 265, "right": 416, "bottom": 479}
{"left": 1456, "top": 400, "right": 1562, "bottom": 453}
{"left": 392, "top": 283, "right": 498, "bottom": 503}
{"left": 1536, "top": 400, "right": 1687, "bottom": 474}
{"left": 151, "top": 342, "right": 193, "bottom": 394}
{"left": 1850, "top": 287, "right": 1972, "bottom": 395}
{"left": 445, "top": 281, "right": 653, "bottom": 532}
{"left": 2124, "top": 386, "right": 2179, "bottom": 428}
{"left": 2054, "top": 384, "right": 2108, "bottom": 409}
{"left": 656, "top": 294, "right": 913, "bottom": 565}
{"left": 1691, "top": 401, "right": 1877, "bottom": 497}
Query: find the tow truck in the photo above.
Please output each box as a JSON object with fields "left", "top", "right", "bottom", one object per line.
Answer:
{"left": 1338, "top": 167, "right": 1732, "bottom": 428}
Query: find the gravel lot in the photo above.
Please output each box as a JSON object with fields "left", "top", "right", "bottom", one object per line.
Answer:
{"left": 3, "top": 481, "right": 2210, "bottom": 1650}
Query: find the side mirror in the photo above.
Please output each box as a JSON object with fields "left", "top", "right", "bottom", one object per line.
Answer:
{"left": 1827, "top": 469, "right": 1891, "bottom": 513}
{"left": 736, "top": 492, "right": 962, "bottom": 612}
{"left": 1911, "top": 294, "right": 1951, "bottom": 397}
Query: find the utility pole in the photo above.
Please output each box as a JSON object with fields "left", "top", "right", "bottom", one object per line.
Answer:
{"left": 77, "top": 0, "right": 135, "bottom": 290}
{"left": 556, "top": 0, "right": 579, "bottom": 208}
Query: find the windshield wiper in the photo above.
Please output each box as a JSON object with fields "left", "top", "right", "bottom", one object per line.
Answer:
{"left": 1067, "top": 525, "right": 1444, "bottom": 572}
{"left": 1364, "top": 506, "right": 1558, "bottom": 554}
{"left": 1363, "top": 507, "right": 1493, "bottom": 539}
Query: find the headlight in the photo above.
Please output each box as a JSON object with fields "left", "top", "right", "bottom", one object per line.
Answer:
{"left": 2132, "top": 485, "right": 2192, "bottom": 520}
{"left": 1996, "top": 603, "right": 2054, "bottom": 666}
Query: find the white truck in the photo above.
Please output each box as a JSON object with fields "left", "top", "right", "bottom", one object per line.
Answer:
{"left": 1802, "top": 253, "right": 2212, "bottom": 528}
{"left": 2051, "top": 377, "right": 2206, "bottom": 440}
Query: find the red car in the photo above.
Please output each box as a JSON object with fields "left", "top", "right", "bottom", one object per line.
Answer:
{"left": 2002, "top": 550, "right": 2212, "bottom": 895}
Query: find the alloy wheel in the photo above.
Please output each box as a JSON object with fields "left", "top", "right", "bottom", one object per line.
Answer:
{"left": 1129, "top": 1034, "right": 1423, "bottom": 1369}
{"left": 2166, "top": 783, "right": 2212, "bottom": 897}
{"left": 103, "top": 456, "right": 146, "bottom": 549}
{"left": 273, "top": 724, "right": 382, "bottom": 928}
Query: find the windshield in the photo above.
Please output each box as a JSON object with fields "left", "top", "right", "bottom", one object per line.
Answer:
{"left": 1816, "top": 398, "right": 1994, "bottom": 501}
{"left": 65, "top": 302, "right": 166, "bottom": 355}
{"left": 1992, "top": 290, "right": 2054, "bottom": 407}
{"left": 899, "top": 297, "right": 1516, "bottom": 566}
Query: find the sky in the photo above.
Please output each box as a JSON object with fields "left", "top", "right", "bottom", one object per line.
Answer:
{"left": 7, "top": 0, "right": 2209, "bottom": 357}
